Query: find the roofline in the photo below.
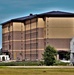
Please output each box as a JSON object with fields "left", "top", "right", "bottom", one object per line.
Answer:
{"left": 1, "top": 15, "right": 74, "bottom": 25}
{"left": 1, "top": 16, "right": 37, "bottom": 25}
{"left": 0, "top": 20, "right": 12, "bottom": 25}
{"left": 37, "top": 13, "right": 74, "bottom": 18}
{"left": 1, "top": 11, "right": 74, "bottom": 25}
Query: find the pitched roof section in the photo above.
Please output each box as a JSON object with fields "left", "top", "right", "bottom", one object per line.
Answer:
{"left": 1, "top": 11, "right": 74, "bottom": 25}
{"left": 1, "top": 14, "right": 37, "bottom": 25}
{"left": 38, "top": 11, "right": 74, "bottom": 17}
{"left": 12, "top": 14, "right": 37, "bottom": 21}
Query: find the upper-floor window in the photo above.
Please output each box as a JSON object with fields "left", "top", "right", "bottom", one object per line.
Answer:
{"left": 9, "top": 45, "right": 11, "bottom": 49}
{"left": 8, "top": 35, "right": 10, "bottom": 40}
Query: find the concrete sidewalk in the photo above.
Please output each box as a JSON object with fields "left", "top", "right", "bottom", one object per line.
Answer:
{"left": 8, "top": 66, "right": 74, "bottom": 68}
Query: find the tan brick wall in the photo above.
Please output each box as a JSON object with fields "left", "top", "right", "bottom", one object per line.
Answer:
{"left": 38, "top": 18, "right": 45, "bottom": 28}
{"left": 2, "top": 22, "right": 13, "bottom": 34}
{"left": 31, "top": 22, "right": 36, "bottom": 29}
{"left": 46, "top": 17, "right": 74, "bottom": 38}
{"left": 13, "top": 22, "right": 24, "bottom": 31}
{"left": 46, "top": 38, "right": 71, "bottom": 51}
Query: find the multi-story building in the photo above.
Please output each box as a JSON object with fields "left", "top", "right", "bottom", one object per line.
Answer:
{"left": 1, "top": 11, "right": 74, "bottom": 61}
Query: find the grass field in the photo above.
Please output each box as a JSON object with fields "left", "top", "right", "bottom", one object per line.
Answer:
{"left": 0, "top": 67, "right": 74, "bottom": 75}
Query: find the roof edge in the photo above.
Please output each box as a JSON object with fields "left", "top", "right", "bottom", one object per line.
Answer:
{"left": 1, "top": 11, "right": 74, "bottom": 25}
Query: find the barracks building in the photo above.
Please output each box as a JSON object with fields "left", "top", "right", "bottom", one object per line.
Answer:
{"left": 1, "top": 11, "right": 74, "bottom": 61}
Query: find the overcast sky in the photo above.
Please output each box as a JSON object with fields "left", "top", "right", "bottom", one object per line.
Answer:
{"left": 0, "top": 0, "right": 74, "bottom": 48}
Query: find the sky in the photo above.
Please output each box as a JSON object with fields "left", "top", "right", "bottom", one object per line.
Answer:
{"left": 0, "top": 0, "right": 74, "bottom": 48}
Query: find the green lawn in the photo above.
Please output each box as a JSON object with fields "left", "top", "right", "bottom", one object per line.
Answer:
{"left": 0, "top": 67, "right": 74, "bottom": 75}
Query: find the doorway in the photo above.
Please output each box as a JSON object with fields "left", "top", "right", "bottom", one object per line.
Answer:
{"left": 2, "top": 57, "right": 5, "bottom": 61}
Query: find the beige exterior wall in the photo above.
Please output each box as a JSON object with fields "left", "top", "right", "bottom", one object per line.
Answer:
{"left": 2, "top": 22, "right": 13, "bottom": 34}
{"left": 38, "top": 18, "right": 46, "bottom": 38}
{"left": 31, "top": 22, "right": 36, "bottom": 30}
{"left": 4, "top": 25, "right": 13, "bottom": 33}
{"left": 38, "top": 18, "right": 45, "bottom": 28}
{"left": 25, "top": 23, "right": 30, "bottom": 31}
{"left": 13, "top": 22, "right": 24, "bottom": 31}
{"left": 2, "top": 27, "right": 9, "bottom": 33}
{"left": 2, "top": 24, "right": 10, "bottom": 34}
{"left": 46, "top": 39, "right": 71, "bottom": 51}
{"left": 46, "top": 17, "right": 74, "bottom": 38}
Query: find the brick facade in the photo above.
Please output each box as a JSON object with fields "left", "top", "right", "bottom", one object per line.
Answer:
{"left": 2, "top": 11, "right": 74, "bottom": 61}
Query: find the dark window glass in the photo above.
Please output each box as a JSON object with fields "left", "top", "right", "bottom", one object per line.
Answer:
{"left": 9, "top": 45, "right": 11, "bottom": 49}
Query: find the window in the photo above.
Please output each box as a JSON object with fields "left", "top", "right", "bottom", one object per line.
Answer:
{"left": 8, "top": 35, "right": 10, "bottom": 40}
{"left": 36, "top": 32, "right": 38, "bottom": 36}
{"left": 9, "top": 45, "right": 11, "bottom": 49}
{"left": 36, "top": 43, "right": 38, "bottom": 48}
{"left": 5, "top": 44, "right": 7, "bottom": 48}
{"left": 36, "top": 54, "right": 38, "bottom": 59}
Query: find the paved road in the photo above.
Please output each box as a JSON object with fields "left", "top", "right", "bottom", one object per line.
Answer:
{"left": 8, "top": 66, "right": 74, "bottom": 68}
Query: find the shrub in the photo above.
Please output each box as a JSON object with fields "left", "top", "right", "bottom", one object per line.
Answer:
{"left": 0, "top": 61, "right": 40, "bottom": 66}
{"left": 43, "top": 45, "right": 57, "bottom": 66}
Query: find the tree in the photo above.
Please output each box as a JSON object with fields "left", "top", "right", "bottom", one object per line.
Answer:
{"left": 43, "top": 45, "right": 57, "bottom": 66}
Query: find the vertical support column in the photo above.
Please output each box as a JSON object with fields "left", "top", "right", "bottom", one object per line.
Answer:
{"left": 57, "top": 54, "right": 59, "bottom": 60}
{"left": 30, "top": 20, "right": 31, "bottom": 61}
{"left": 45, "top": 18, "right": 49, "bottom": 47}
{"left": 43, "top": 17, "right": 46, "bottom": 49}
{"left": 36, "top": 18, "right": 38, "bottom": 60}
{"left": 12, "top": 23, "right": 14, "bottom": 60}
{"left": 24, "top": 22, "right": 26, "bottom": 60}
{"left": 46, "top": 19, "right": 48, "bottom": 46}
{"left": 8, "top": 23, "right": 10, "bottom": 51}
{"left": 21, "top": 23, "right": 23, "bottom": 60}
{"left": 8, "top": 23, "right": 10, "bottom": 59}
